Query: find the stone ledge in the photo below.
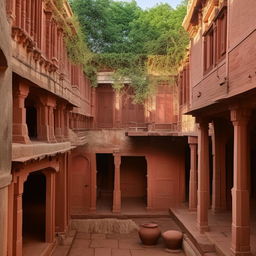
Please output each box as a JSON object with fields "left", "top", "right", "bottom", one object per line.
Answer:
{"left": 12, "top": 141, "right": 72, "bottom": 162}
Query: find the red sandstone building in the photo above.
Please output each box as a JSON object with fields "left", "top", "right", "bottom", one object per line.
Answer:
{"left": 0, "top": 0, "right": 255, "bottom": 255}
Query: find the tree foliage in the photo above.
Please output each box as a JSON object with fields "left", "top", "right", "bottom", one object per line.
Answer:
{"left": 69, "top": 0, "right": 189, "bottom": 103}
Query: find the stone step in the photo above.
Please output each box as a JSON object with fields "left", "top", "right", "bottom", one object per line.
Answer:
{"left": 169, "top": 208, "right": 216, "bottom": 256}
{"left": 51, "top": 230, "right": 77, "bottom": 256}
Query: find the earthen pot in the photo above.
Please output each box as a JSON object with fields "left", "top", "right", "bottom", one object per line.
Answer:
{"left": 162, "top": 230, "right": 183, "bottom": 250}
{"left": 138, "top": 223, "right": 161, "bottom": 245}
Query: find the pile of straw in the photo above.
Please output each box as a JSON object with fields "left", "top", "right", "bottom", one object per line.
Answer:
{"left": 71, "top": 219, "right": 138, "bottom": 234}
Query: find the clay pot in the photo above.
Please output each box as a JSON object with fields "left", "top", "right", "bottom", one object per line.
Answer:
{"left": 138, "top": 223, "right": 161, "bottom": 245}
{"left": 162, "top": 230, "right": 183, "bottom": 250}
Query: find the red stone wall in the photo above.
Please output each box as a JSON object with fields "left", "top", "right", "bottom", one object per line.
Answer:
{"left": 70, "top": 130, "right": 186, "bottom": 212}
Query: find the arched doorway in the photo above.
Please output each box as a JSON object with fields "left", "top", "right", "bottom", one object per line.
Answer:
{"left": 22, "top": 171, "right": 46, "bottom": 253}
{"left": 71, "top": 156, "right": 91, "bottom": 214}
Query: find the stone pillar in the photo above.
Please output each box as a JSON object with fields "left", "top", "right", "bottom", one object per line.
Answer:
{"left": 55, "top": 103, "right": 65, "bottom": 142}
{"left": 0, "top": 187, "right": 8, "bottom": 256}
{"left": 197, "top": 120, "right": 210, "bottom": 233}
{"left": 64, "top": 105, "right": 71, "bottom": 140}
{"left": 230, "top": 108, "right": 251, "bottom": 255}
{"left": 13, "top": 174, "right": 27, "bottom": 256}
{"left": 113, "top": 153, "right": 121, "bottom": 213}
{"left": 54, "top": 106, "right": 62, "bottom": 142}
{"left": 188, "top": 136, "right": 198, "bottom": 211}
{"left": 212, "top": 119, "right": 227, "bottom": 213}
{"left": 38, "top": 95, "right": 56, "bottom": 142}
{"left": 145, "top": 156, "right": 153, "bottom": 210}
{"left": 48, "top": 105, "right": 56, "bottom": 142}
{"left": 44, "top": 170, "right": 56, "bottom": 243}
{"left": 13, "top": 82, "right": 30, "bottom": 144}
{"left": 55, "top": 154, "right": 68, "bottom": 233}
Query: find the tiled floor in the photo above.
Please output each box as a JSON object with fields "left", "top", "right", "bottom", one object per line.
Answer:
{"left": 53, "top": 218, "right": 185, "bottom": 256}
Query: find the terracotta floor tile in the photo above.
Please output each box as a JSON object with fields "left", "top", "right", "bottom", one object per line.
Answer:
{"left": 118, "top": 239, "right": 144, "bottom": 249}
{"left": 131, "top": 248, "right": 184, "bottom": 256}
{"left": 90, "top": 239, "right": 118, "bottom": 248}
{"left": 69, "top": 247, "right": 94, "bottom": 256}
{"left": 91, "top": 234, "right": 106, "bottom": 239}
{"left": 111, "top": 248, "right": 131, "bottom": 256}
{"left": 76, "top": 232, "right": 91, "bottom": 239}
{"left": 72, "top": 238, "right": 91, "bottom": 248}
{"left": 95, "top": 248, "right": 111, "bottom": 256}
{"left": 51, "top": 245, "right": 70, "bottom": 256}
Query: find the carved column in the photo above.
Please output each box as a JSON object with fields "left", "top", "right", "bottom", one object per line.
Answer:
{"left": 38, "top": 95, "right": 56, "bottom": 142}
{"left": 145, "top": 156, "right": 153, "bottom": 210}
{"left": 55, "top": 154, "right": 68, "bottom": 233}
{"left": 13, "top": 82, "right": 30, "bottom": 144}
{"left": 43, "top": 170, "right": 56, "bottom": 243}
{"left": 231, "top": 108, "right": 251, "bottom": 255}
{"left": 197, "top": 120, "right": 210, "bottom": 233}
{"left": 55, "top": 103, "right": 65, "bottom": 142}
{"left": 13, "top": 174, "right": 27, "bottom": 256}
{"left": 54, "top": 106, "right": 62, "bottom": 142}
{"left": 212, "top": 119, "right": 227, "bottom": 213}
{"left": 113, "top": 153, "right": 121, "bottom": 213}
{"left": 64, "top": 106, "right": 71, "bottom": 140}
{"left": 188, "top": 136, "right": 198, "bottom": 211}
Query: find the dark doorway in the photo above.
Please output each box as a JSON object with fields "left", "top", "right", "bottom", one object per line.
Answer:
{"left": 96, "top": 154, "right": 114, "bottom": 211}
{"left": 120, "top": 156, "right": 147, "bottom": 211}
{"left": 25, "top": 97, "right": 37, "bottom": 139}
{"left": 22, "top": 172, "right": 46, "bottom": 249}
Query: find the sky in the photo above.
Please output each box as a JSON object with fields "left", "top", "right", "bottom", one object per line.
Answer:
{"left": 124, "top": 0, "right": 182, "bottom": 9}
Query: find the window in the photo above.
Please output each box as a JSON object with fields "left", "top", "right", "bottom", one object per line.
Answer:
{"left": 203, "top": 7, "right": 227, "bottom": 73}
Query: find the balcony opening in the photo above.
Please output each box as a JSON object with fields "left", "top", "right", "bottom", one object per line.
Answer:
{"left": 25, "top": 97, "right": 37, "bottom": 140}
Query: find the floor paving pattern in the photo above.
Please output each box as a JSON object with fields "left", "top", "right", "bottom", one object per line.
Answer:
{"left": 53, "top": 218, "right": 186, "bottom": 256}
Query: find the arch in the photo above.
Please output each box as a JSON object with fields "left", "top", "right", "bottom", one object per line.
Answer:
{"left": 0, "top": 48, "right": 8, "bottom": 69}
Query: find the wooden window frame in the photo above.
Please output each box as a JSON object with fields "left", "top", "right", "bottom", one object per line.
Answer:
{"left": 203, "top": 5, "right": 227, "bottom": 74}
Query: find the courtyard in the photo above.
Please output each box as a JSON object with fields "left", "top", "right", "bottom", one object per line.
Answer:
{"left": 53, "top": 218, "right": 186, "bottom": 256}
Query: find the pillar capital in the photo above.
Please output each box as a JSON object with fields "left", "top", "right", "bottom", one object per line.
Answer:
{"left": 195, "top": 116, "right": 211, "bottom": 126}
{"left": 188, "top": 136, "right": 198, "bottom": 145}
{"left": 14, "top": 82, "right": 29, "bottom": 98}
{"left": 230, "top": 108, "right": 251, "bottom": 125}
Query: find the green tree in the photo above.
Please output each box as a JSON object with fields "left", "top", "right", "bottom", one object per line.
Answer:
{"left": 70, "top": 0, "right": 141, "bottom": 53}
{"left": 70, "top": 0, "right": 189, "bottom": 102}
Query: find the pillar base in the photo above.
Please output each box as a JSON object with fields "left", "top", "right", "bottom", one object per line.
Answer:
{"left": 112, "top": 209, "right": 121, "bottom": 214}
{"left": 12, "top": 135, "right": 31, "bottom": 144}
{"left": 231, "top": 249, "right": 251, "bottom": 256}
{"left": 197, "top": 224, "right": 209, "bottom": 234}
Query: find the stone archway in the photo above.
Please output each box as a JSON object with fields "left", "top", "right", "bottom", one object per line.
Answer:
{"left": 10, "top": 164, "right": 58, "bottom": 256}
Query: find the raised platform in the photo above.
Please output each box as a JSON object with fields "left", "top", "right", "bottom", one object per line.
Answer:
{"left": 169, "top": 205, "right": 256, "bottom": 256}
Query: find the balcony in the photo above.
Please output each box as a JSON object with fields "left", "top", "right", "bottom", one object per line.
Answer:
{"left": 125, "top": 122, "right": 180, "bottom": 136}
